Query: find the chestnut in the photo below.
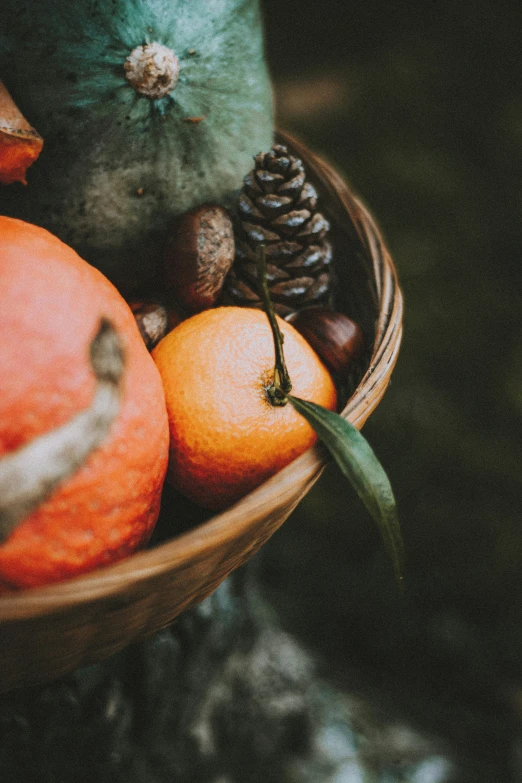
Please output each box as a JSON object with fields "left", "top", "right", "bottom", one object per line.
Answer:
{"left": 164, "top": 204, "right": 235, "bottom": 314}
{"left": 129, "top": 301, "right": 183, "bottom": 350}
{"left": 286, "top": 307, "right": 365, "bottom": 376}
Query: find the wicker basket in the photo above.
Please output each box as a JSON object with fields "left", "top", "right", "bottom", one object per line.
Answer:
{"left": 0, "top": 131, "right": 403, "bottom": 693}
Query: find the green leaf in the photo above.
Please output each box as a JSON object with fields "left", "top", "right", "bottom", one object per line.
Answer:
{"left": 288, "top": 395, "right": 404, "bottom": 591}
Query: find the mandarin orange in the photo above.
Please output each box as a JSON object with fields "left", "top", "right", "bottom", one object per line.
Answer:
{"left": 0, "top": 217, "right": 169, "bottom": 588}
{"left": 152, "top": 306, "right": 337, "bottom": 510}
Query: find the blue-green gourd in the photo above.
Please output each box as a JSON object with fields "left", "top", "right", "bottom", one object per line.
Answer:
{"left": 0, "top": 0, "right": 273, "bottom": 292}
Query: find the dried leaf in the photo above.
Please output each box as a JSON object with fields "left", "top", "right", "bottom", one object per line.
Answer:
{"left": 0, "top": 80, "right": 43, "bottom": 185}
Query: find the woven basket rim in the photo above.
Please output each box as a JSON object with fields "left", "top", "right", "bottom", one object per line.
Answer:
{"left": 0, "top": 131, "right": 403, "bottom": 623}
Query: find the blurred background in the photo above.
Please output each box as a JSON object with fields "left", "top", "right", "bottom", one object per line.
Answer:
{"left": 259, "top": 0, "right": 522, "bottom": 780}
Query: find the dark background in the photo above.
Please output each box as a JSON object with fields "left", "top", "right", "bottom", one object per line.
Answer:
{"left": 259, "top": 1, "right": 522, "bottom": 779}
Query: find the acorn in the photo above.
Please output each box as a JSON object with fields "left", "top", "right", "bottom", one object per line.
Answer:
{"left": 164, "top": 204, "right": 235, "bottom": 314}
{"left": 286, "top": 307, "right": 365, "bottom": 377}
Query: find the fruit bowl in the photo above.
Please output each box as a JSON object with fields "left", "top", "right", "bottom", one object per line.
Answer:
{"left": 0, "top": 131, "right": 403, "bottom": 693}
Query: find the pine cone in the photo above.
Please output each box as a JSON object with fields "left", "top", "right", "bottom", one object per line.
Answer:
{"left": 224, "top": 144, "right": 333, "bottom": 317}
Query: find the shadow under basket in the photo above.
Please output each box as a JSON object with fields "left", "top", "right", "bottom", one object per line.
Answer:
{"left": 0, "top": 131, "right": 403, "bottom": 694}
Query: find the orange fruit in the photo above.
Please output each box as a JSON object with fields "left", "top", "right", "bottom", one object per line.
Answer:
{"left": 152, "top": 306, "right": 337, "bottom": 510}
{"left": 0, "top": 217, "right": 169, "bottom": 589}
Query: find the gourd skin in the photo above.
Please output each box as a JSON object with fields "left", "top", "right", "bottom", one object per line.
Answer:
{"left": 0, "top": 0, "right": 273, "bottom": 292}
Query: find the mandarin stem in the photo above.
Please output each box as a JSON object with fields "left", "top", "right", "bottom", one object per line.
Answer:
{"left": 256, "top": 245, "right": 292, "bottom": 406}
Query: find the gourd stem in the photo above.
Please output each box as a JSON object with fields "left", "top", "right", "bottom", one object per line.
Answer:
{"left": 124, "top": 42, "right": 180, "bottom": 100}
{"left": 256, "top": 245, "right": 292, "bottom": 407}
{"left": 0, "top": 320, "right": 124, "bottom": 541}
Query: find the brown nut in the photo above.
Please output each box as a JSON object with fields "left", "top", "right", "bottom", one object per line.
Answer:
{"left": 129, "top": 302, "right": 170, "bottom": 350}
{"left": 286, "top": 307, "right": 365, "bottom": 376}
{"left": 164, "top": 204, "right": 235, "bottom": 314}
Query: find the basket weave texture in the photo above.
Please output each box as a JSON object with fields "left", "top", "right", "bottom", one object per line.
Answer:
{"left": 0, "top": 131, "right": 403, "bottom": 693}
